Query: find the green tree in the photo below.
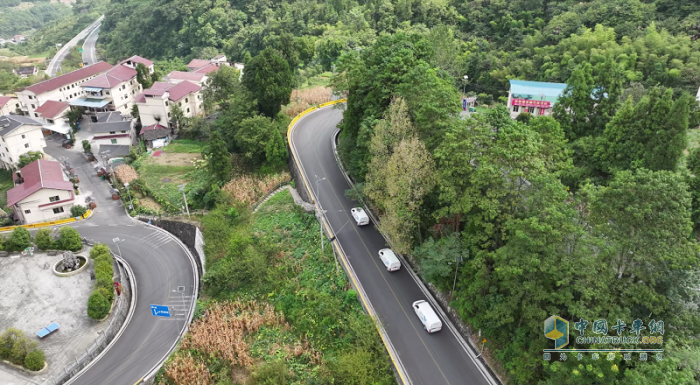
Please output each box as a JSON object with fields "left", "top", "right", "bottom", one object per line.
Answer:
{"left": 204, "top": 131, "right": 231, "bottom": 183}
{"left": 234, "top": 115, "right": 281, "bottom": 168}
{"left": 249, "top": 361, "right": 290, "bottom": 385}
{"left": 202, "top": 65, "right": 244, "bottom": 113}
{"left": 646, "top": 92, "right": 690, "bottom": 171}
{"left": 215, "top": 87, "right": 258, "bottom": 152}
{"left": 242, "top": 47, "right": 293, "bottom": 118}
{"left": 58, "top": 226, "right": 82, "bottom": 251}
{"left": 169, "top": 104, "right": 185, "bottom": 134}
{"left": 0, "top": 328, "right": 23, "bottom": 359}
{"left": 17, "top": 151, "right": 43, "bottom": 168}
{"left": 66, "top": 107, "right": 85, "bottom": 143}
{"left": 33, "top": 228, "right": 55, "bottom": 250}
{"left": 24, "top": 349, "right": 45, "bottom": 371}
{"left": 135, "top": 62, "right": 154, "bottom": 89}
{"left": 553, "top": 62, "right": 595, "bottom": 140}
{"left": 8, "top": 227, "right": 31, "bottom": 251}
{"left": 70, "top": 204, "right": 87, "bottom": 217}
{"left": 87, "top": 290, "right": 110, "bottom": 320}
{"left": 413, "top": 234, "right": 464, "bottom": 291}
{"left": 81, "top": 140, "right": 91, "bottom": 154}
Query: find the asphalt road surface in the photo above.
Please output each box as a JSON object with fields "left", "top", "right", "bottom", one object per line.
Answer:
{"left": 290, "top": 105, "right": 497, "bottom": 385}
{"left": 46, "top": 16, "right": 103, "bottom": 76}
{"left": 82, "top": 24, "right": 100, "bottom": 66}
{"left": 42, "top": 138, "right": 197, "bottom": 385}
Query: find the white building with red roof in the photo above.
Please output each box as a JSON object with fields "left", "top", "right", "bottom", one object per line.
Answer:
{"left": 0, "top": 96, "right": 20, "bottom": 116}
{"left": 163, "top": 71, "right": 208, "bottom": 86}
{"left": 7, "top": 159, "right": 75, "bottom": 224}
{"left": 120, "top": 55, "right": 154, "bottom": 74}
{"left": 74, "top": 62, "right": 142, "bottom": 115}
{"left": 0, "top": 115, "right": 47, "bottom": 170}
{"left": 16, "top": 61, "right": 113, "bottom": 117}
{"left": 134, "top": 81, "right": 203, "bottom": 128}
{"left": 34, "top": 100, "right": 71, "bottom": 126}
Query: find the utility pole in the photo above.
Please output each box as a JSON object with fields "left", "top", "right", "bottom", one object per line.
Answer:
{"left": 123, "top": 182, "right": 134, "bottom": 211}
{"left": 463, "top": 75, "right": 469, "bottom": 97}
{"left": 451, "top": 254, "right": 463, "bottom": 299}
{"left": 315, "top": 176, "right": 326, "bottom": 252}
{"left": 178, "top": 184, "right": 190, "bottom": 218}
{"left": 112, "top": 237, "right": 123, "bottom": 258}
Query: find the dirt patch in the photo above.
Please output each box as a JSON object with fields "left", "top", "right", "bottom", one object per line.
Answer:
{"left": 148, "top": 153, "right": 200, "bottom": 167}
{"left": 0, "top": 56, "right": 45, "bottom": 65}
{"left": 139, "top": 197, "right": 162, "bottom": 212}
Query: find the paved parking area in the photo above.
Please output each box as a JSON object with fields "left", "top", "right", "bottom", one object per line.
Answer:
{"left": 0, "top": 250, "right": 107, "bottom": 383}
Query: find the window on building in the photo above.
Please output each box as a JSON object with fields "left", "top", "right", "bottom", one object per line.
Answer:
{"left": 21, "top": 134, "right": 25, "bottom": 139}
{"left": 185, "top": 98, "right": 188, "bottom": 103}
{"left": 31, "top": 104, "right": 35, "bottom": 109}
{"left": 121, "top": 131, "right": 126, "bottom": 133}
{"left": 34, "top": 113, "right": 38, "bottom": 117}
{"left": 165, "top": 101, "right": 169, "bottom": 106}
{"left": 111, "top": 139, "right": 117, "bottom": 144}
{"left": 53, "top": 207, "right": 64, "bottom": 214}
{"left": 106, "top": 91, "right": 110, "bottom": 95}
{"left": 8, "top": 157, "right": 11, "bottom": 162}
{"left": 512, "top": 105, "right": 519, "bottom": 113}
{"left": 15, "top": 103, "right": 19, "bottom": 108}
{"left": 48, "top": 119, "right": 54, "bottom": 124}
{"left": 24, "top": 209, "right": 30, "bottom": 214}
{"left": 167, "top": 112, "right": 171, "bottom": 118}
{"left": 5, "top": 147, "right": 8, "bottom": 152}
{"left": 187, "top": 108, "right": 190, "bottom": 113}
{"left": 24, "top": 144, "right": 29, "bottom": 148}
{"left": 49, "top": 195, "right": 60, "bottom": 202}
{"left": 528, "top": 106, "right": 535, "bottom": 113}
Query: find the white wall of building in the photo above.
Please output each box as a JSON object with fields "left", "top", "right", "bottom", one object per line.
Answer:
{"left": 14, "top": 188, "right": 74, "bottom": 224}
{"left": 137, "top": 90, "right": 203, "bottom": 128}
{"left": 17, "top": 74, "right": 103, "bottom": 116}
{"left": 0, "top": 123, "right": 47, "bottom": 170}
{"left": 0, "top": 98, "right": 20, "bottom": 115}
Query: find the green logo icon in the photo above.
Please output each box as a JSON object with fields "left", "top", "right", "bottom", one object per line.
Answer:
{"left": 545, "top": 315, "right": 569, "bottom": 349}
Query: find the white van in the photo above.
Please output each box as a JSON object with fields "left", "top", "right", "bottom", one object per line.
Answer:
{"left": 413, "top": 300, "right": 442, "bottom": 333}
{"left": 378, "top": 248, "right": 401, "bottom": 272}
{"left": 351, "top": 207, "right": 370, "bottom": 226}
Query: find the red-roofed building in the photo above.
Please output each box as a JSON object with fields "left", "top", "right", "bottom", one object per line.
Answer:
{"left": 0, "top": 96, "right": 20, "bottom": 116}
{"left": 75, "top": 63, "right": 142, "bottom": 115}
{"left": 193, "top": 64, "right": 220, "bottom": 75}
{"left": 164, "top": 71, "right": 208, "bottom": 86}
{"left": 186, "top": 59, "right": 211, "bottom": 71}
{"left": 120, "top": 55, "right": 155, "bottom": 74}
{"left": 7, "top": 159, "right": 75, "bottom": 224}
{"left": 135, "top": 81, "right": 203, "bottom": 129}
{"left": 16, "top": 61, "right": 112, "bottom": 117}
{"left": 34, "top": 100, "right": 70, "bottom": 123}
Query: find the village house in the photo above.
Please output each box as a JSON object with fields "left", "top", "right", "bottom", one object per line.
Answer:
{"left": 7, "top": 159, "right": 75, "bottom": 225}
{"left": 74, "top": 62, "right": 142, "bottom": 115}
{"left": 16, "top": 61, "right": 112, "bottom": 117}
{"left": 0, "top": 115, "right": 47, "bottom": 170}
{"left": 89, "top": 112, "right": 135, "bottom": 148}
{"left": 139, "top": 124, "right": 170, "bottom": 149}
{"left": 0, "top": 96, "right": 20, "bottom": 116}
{"left": 134, "top": 81, "right": 203, "bottom": 128}
{"left": 120, "top": 55, "right": 154, "bottom": 74}
{"left": 163, "top": 71, "right": 209, "bottom": 86}
{"left": 507, "top": 80, "right": 567, "bottom": 119}
{"left": 33, "top": 100, "right": 72, "bottom": 138}
{"left": 14, "top": 66, "right": 38, "bottom": 78}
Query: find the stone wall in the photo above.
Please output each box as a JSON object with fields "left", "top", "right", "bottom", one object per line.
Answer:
{"left": 287, "top": 143, "right": 312, "bottom": 204}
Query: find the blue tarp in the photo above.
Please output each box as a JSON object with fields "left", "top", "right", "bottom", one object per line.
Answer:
{"left": 36, "top": 322, "right": 59, "bottom": 338}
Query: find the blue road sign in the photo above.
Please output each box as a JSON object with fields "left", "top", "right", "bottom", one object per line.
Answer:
{"left": 150, "top": 304, "right": 170, "bottom": 318}
{"left": 462, "top": 98, "right": 467, "bottom": 111}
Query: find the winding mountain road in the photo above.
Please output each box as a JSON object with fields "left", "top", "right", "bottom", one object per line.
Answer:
{"left": 42, "top": 139, "right": 198, "bottom": 385}
{"left": 82, "top": 24, "right": 100, "bottom": 66}
{"left": 46, "top": 15, "right": 103, "bottom": 76}
{"left": 289, "top": 104, "right": 498, "bottom": 385}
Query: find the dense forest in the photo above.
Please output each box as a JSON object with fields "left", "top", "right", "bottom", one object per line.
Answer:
{"left": 0, "top": 0, "right": 71, "bottom": 38}
{"left": 98, "top": 0, "right": 700, "bottom": 384}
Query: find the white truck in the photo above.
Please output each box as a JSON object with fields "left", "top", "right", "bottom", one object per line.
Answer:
{"left": 413, "top": 300, "right": 443, "bottom": 333}
{"left": 378, "top": 248, "right": 401, "bottom": 272}
{"left": 351, "top": 207, "right": 370, "bottom": 226}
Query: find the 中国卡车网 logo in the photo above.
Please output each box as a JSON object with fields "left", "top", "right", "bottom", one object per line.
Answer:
{"left": 544, "top": 315, "right": 569, "bottom": 349}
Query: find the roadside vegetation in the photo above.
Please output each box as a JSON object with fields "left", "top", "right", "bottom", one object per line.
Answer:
{"left": 87, "top": 244, "right": 115, "bottom": 320}
{"left": 0, "top": 327, "right": 45, "bottom": 371}
{"left": 157, "top": 190, "right": 394, "bottom": 385}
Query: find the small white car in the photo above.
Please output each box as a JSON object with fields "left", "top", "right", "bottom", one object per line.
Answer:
{"left": 351, "top": 207, "right": 370, "bottom": 226}
{"left": 378, "top": 248, "right": 401, "bottom": 272}
{"left": 413, "top": 300, "right": 442, "bottom": 333}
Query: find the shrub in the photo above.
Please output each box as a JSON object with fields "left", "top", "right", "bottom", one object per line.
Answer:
{"left": 95, "top": 268, "right": 113, "bottom": 290}
{"left": 96, "top": 286, "right": 114, "bottom": 303}
{"left": 90, "top": 243, "right": 111, "bottom": 258}
{"left": 7, "top": 227, "right": 31, "bottom": 251}
{"left": 24, "top": 349, "right": 45, "bottom": 371}
{"left": 33, "top": 228, "right": 55, "bottom": 250}
{"left": 87, "top": 290, "right": 111, "bottom": 319}
{"left": 249, "top": 361, "right": 290, "bottom": 385}
{"left": 0, "top": 328, "right": 22, "bottom": 359}
{"left": 93, "top": 252, "right": 114, "bottom": 265}
{"left": 10, "top": 335, "right": 37, "bottom": 365}
{"left": 94, "top": 260, "right": 113, "bottom": 276}
{"left": 58, "top": 226, "right": 82, "bottom": 251}
{"left": 70, "top": 205, "right": 87, "bottom": 218}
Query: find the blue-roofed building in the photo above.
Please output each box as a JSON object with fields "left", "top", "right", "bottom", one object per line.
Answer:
{"left": 507, "top": 80, "right": 567, "bottom": 119}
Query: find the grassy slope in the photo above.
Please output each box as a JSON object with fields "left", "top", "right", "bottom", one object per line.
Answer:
{"left": 0, "top": 169, "right": 13, "bottom": 208}
{"left": 156, "top": 190, "right": 395, "bottom": 384}
{"left": 161, "top": 140, "right": 207, "bottom": 154}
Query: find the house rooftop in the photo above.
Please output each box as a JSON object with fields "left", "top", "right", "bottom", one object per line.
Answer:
{"left": 95, "top": 111, "right": 125, "bottom": 123}
{"left": 23, "top": 61, "right": 112, "bottom": 95}
{"left": 34, "top": 100, "right": 70, "bottom": 119}
{"left": 0, "top": 96, "right": 14, "bottom": 109}
{"left": 136, "top": 81, "right": 201, "bottom": 103}
{"left": 120, "top": 55, "right": 154, "bottom": 68}
{"left": 140, "top": 124, "right": 170, "bottom": 141}
{"left": 90, "top": 120, "right": 132, "bottom": 133}
{"left": 0, "top": 115, "right": 43, "bottom": 136}
{"left": 509, "top": 80, "right": 567, "bottom": 104}
{"left": 193, "top": 64, "right": 219, "bottom": 75}
{"left": 166, "top": 71, "right": 206, "bottom": 82}
{"left": 186, "top": 59, "right": 210, "bottom": 70}
{"left": 82, "top": 65, "right": 137, "bottom": 89}
{"left": 7, "top": 159, "right": 73, "bottom": 207}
